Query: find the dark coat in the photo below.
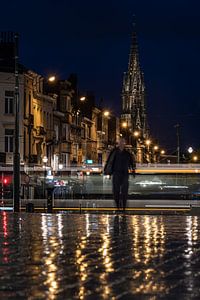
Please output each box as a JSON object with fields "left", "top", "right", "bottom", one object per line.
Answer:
{"left": 104, "top": 149, "right": 116, "bottom": 175}
{"left": 104, "top": 147, "right": 135, "bottom": 175}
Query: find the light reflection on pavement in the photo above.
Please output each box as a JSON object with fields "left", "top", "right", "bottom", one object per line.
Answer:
{"left": 0, "top": 212, "right": 200, "bottom": 299}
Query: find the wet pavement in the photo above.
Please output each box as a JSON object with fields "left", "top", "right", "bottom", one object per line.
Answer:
{"left": 1, "top": 213, "right": 200, "bottom": 299}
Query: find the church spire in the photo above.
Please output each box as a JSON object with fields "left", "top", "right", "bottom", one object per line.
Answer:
{"left": 128, "top": 17, "right": 139, "bottom": 74}
{"left": 121, "top": 19, "right": 148, "bottom": 156}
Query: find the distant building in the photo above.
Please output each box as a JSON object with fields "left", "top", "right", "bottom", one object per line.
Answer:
{"left": 121, "top": 23, "right": 149, "bottom": 162}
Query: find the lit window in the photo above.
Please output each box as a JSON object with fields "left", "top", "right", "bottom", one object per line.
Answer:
{"left": 5, "top": 129, "right": 14, "bottom": 152}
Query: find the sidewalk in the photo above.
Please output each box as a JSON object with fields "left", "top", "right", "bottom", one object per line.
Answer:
{"left": 2, "top": 197, "right": 200, "bottom": 215}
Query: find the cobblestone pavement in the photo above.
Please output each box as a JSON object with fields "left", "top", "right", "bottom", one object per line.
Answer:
{"left": 1, "top": 213, "right": 200, "bottom": 299}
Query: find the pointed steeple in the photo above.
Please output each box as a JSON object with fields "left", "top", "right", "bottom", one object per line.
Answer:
{"left": 128, "top": 17, "right": 139, "bottom": 74}
{"left": 121, "top": 18, "right": 148, "bottom": 141}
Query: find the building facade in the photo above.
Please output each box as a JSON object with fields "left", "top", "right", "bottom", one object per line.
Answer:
{"left": 0, "top": 31, "right": 119, "bottom": 170}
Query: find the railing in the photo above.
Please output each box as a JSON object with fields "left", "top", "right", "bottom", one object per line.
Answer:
{"left": 1, "top": 163, "right": 200, "bottom": 173}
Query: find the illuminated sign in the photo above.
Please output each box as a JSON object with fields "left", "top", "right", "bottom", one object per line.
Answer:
{"left": 86, "top": 160, "right": 93, "bottom": 164}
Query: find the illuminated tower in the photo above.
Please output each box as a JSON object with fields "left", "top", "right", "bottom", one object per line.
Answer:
{"left": 121, "top": 22, "right": 148, "bottom": 155}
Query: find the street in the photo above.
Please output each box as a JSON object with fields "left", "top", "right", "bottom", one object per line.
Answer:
{"left": 1, "top": 213, "right": 200, "bottom": 299}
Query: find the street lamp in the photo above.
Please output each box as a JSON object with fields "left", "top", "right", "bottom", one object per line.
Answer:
{"left": 48, "top": 76, "right": 56, "bottom": 82}
{"left": 133, "top": 130, "right": 140, "bottom": 137}
{"left": 122, "top": 121, "right": 127, "bottom": 128}
{"left": 80, "top": 96, "right": 86, "bottom": 101}
{"left": 153, "top": 145, "right": 159, "bottom": 163}
{"left": 13, "top": 33, "right": 20, "bottom": 212}
{"left": 58, "top": 163, "right": 63, "bottom": 180}
{"left": 145, "top": 139, "right": 151, "bottom": 162}
{"left": 193, "top": 155, "right": 198, "bottom": 162}
{"left": 174, "top": 123, "right": 180, "bottom": 163}
{"left": 132, "top": 131, "right": 140, "bottom": 162}
{"left": 145, "top": 139, "right": 151, "bottom": 145}
{"left": 121, "top": 121, "right": 129, "bottom": 142}
{"left": 42, "top": 156, "right": 48, "bottom": 198}
{"left": 187, "top": 147, "right": 194, "bottom": 163}
{"left": 188, "top": 147, "right": 193, "bottom": 154}
{"left": 103, "top": 110, "right": 110, "bottom": 117}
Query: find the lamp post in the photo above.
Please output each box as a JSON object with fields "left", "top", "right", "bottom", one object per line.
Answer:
{"left": 121, "top": 121, "right": 128, "bottom": 142}
{"left": 193, "top": 155, "right": 198, "bottom": 162}
{"left": 159, "top": 150, "right": 165, "bottom": 163}
{"left": 187, "top": 147, "right": 193, "bottom": 163}
{"left": 132, "top": 130, "right": 139, "bottom": 162}
{"left": 42, "top": 156, "right": 48, "bottom": 198}
{"left": 188, "top": 147, "right": 193, "bottom": 154}
{"left": 58, "top": 163, "right": 63, "bottom": 181}
{"left": 153, "top": 145, "right": 159, "bottom": 163}
{"left": 174, "top": 123, "right": 180, "bottom": 164}
{"left": 13, "top": 33, "right": 20, "bottom": 212}
{"left": 145, "top": 139, "right": 151, "bottom": 163}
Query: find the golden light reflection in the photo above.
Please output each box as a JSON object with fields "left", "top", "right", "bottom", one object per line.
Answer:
{"left": 85, "top": 214, "right": 90, "bottom": 237}
{"left": 43, "top": 237, "right": 60, "bottom": 299}
{"left": 183, "top": 216, "right": 199, "bottom": 294}
{"left": 40, "top": 215, "right": 65, "bottom": 299}
{"left": 185, "top": 216, "right": 199, "bottom": 257}
{"left": 79, "top": 286, "right": 85, "bottom": 300}
{"left": 100, "top": 233, "right": 114, "bottom": 273}
{"left": 134, "top": 268, "right": 167, "bottom": 293}
{"left": 76, "top": 220, "right": 88, "bottom": 300}
{"left": 96, "top": 215, "right": 114, "bottom": 299}
{"left": 131, "top": 216, "right": 167, "bottom": 294}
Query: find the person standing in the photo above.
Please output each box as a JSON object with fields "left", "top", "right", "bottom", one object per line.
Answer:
{"left": 104, "top": 138, "right": 135, "bottom": 210}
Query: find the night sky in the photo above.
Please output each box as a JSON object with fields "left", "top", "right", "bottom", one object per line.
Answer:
{"left": 1, "top": 0, "right": 200, "bottom": 154}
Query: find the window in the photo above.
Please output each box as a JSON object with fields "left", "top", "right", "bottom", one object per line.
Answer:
{"left": 5, "top": 129, "right": 14, "bottom": 152}
{"left": 5, "top": 91, "right": 14, "bottom": 114}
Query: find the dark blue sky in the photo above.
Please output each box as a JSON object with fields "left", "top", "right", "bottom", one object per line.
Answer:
{"left": 1, "top": 0, "right": 200, "bottom": 153}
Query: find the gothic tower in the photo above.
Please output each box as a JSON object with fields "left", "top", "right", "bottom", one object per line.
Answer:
{"left": 121, "top": 22, "right": 148, "bottom": 147}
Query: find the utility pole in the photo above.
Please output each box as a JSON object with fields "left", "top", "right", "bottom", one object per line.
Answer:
{"left": 174, "top": 123, "right": 180, "bottom": 164}
{"left": 13, "top": 33, "right": 20, "bottom": 212}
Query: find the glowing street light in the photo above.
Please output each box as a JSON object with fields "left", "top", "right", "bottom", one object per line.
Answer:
{"left": 48, "top": 76, "right": 56, "bottom": 82}
{"left": 188, "top": 147, "right": 193, "bottom": 154}
{"left": 42, "top": 156, "right": 48, "bottom": 198}
{"left": 193, "top": 156, "right": 198, "bottom": 161}
{"left": 145, "top": 139, "right": 151, "bottom": 146}
{"left": 154, "top": 145, "right": 159, "bottom": 151}
{"left": 58, "top": 163, "right": 63, "bottom": 170}
{"left": 133, "top": 131, "right": 140, "bottom": 137}
{"left": 80, "top": 96, "right": 86, "bottom": 101}
{"left": 103, "top": 110, "right": 110, "bottom": 117}
{"left": 160, "top": 150, "right": 165, "bottom": 155}
{"left": 122, "top": 121, "right": 127, "bottom": 128}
